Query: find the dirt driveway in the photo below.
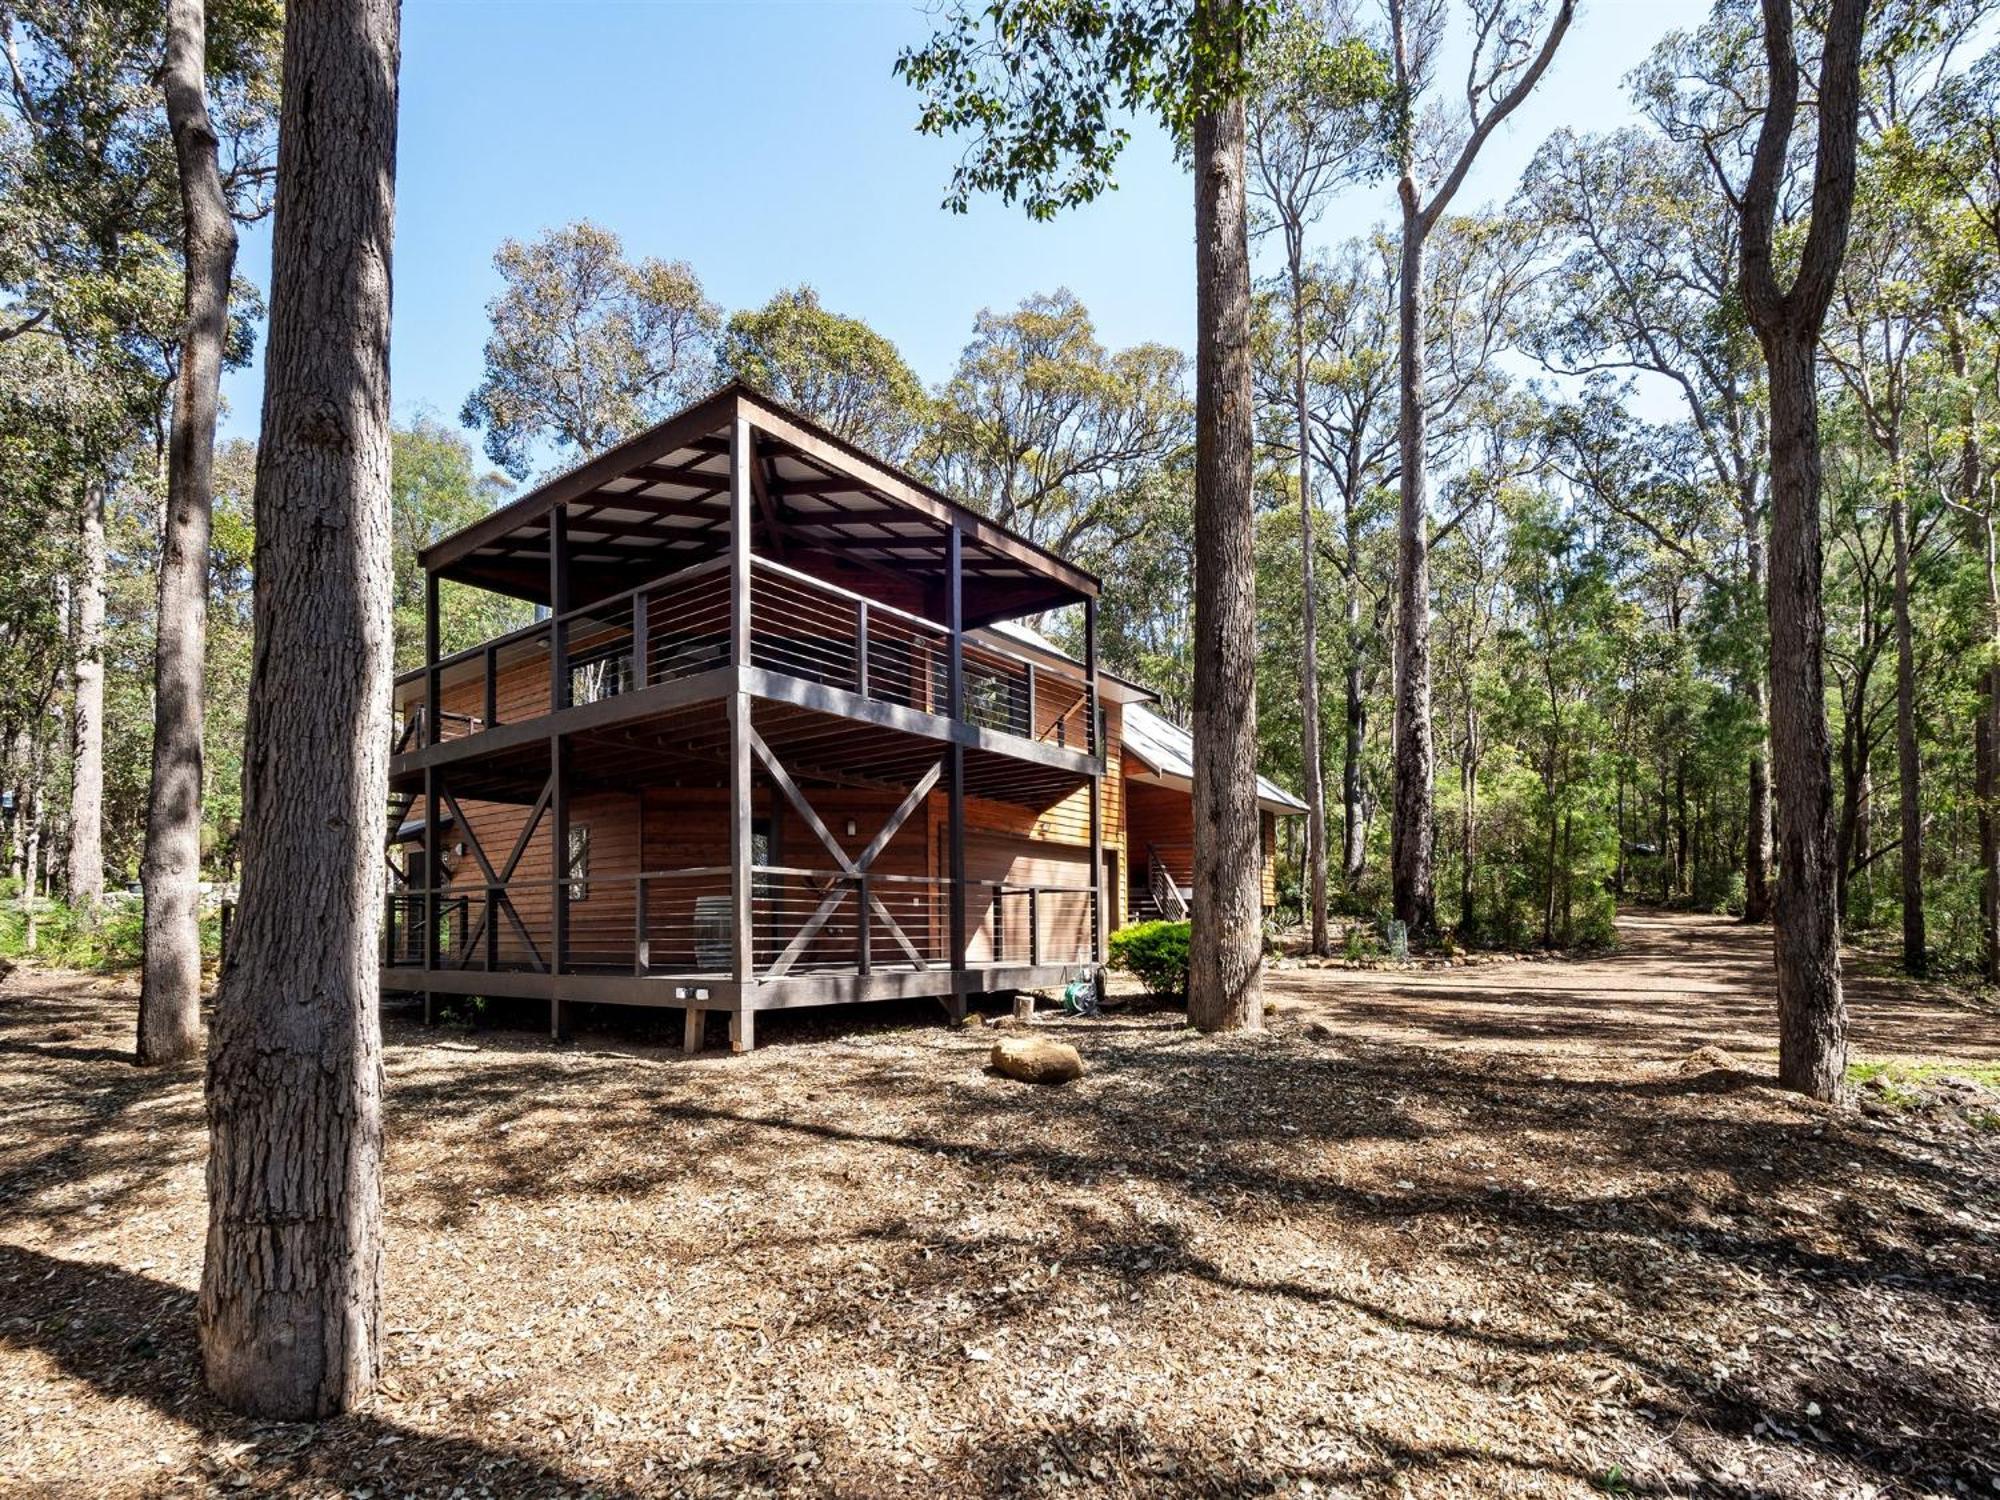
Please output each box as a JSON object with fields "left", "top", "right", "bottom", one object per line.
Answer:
{"left": 1266, "top": 908, "right": 2000, "bottom": 1065}
{"left": 0, "top": 915, "right": 1995, "bottom": 1499}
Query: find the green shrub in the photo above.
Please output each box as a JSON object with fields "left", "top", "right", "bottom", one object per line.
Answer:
{"left": 1108, "top": 919, "right": 1191, "bottom": 998}
{"left": 0, "top": 890, "right": 221, "bottom": 972}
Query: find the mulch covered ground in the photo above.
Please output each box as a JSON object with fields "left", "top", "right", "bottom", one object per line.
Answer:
{"left": 2, "top": 911, "right": 1996, "bottom": 1499}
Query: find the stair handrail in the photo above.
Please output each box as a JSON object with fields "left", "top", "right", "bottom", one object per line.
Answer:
{"left": 1148, "top": 842, "right": 1188, "bottom": 922}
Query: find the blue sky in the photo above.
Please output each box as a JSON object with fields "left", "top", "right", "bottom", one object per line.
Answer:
{"left": 217, "top": 0, "right": 1714, "bottom": 467}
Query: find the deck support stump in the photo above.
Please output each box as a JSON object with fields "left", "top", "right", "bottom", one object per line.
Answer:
{"left": 550, "top": 997, "right": 570, "bottom": 1044}
{"left": 1012, "top": 990, "right": 1034, "bottom": 1022}
{"left": 683, "top": 1006, "right": 704, "bottom": 1056}
{"left": 730, "top": 1006, "right": 754, "bottom": 1054}
{"left": 422, "top": 991, "right": 433, "bottom": 1027}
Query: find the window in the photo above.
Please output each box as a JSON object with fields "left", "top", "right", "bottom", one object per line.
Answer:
{"left": 567, "top": 824, "right": 591, "bottom": 903}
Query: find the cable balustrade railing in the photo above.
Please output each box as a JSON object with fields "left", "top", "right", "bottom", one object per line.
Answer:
{"left": 383, "top": 869, "right": 1099, "bottom": 977}
{"left": 392, "top": 555, "right": 1097, "bottom": 757}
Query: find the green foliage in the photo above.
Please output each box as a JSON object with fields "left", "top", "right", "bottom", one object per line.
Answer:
{"left": 919, "top": 290, "right": 1192, "bottom": 558}
{"left": 0, "top": 886, "right": 222, "bottom": 972}
{"left": 896, "top": 0, "right": 1274, "bottom": 220}
{"left": 390, "top": 418, "right": 530, "bottom": 671}
{"left": 460, "top": 221, "right": 721, "bottom": 479}
{"left": 1108, "top": 919, "right": 1192, "bottom": 998}
{"left": 717, "top": 286, "right": 929, "bottom": 461}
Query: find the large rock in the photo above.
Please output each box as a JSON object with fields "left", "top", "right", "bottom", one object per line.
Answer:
{"left": 989, "top": 1035, "right": 1085, "bottom": 1085}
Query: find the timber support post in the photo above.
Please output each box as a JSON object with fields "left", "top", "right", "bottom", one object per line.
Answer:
{"left": 729, "top": 411, "right": 758, "bottom": 1052}
{"left": 549, "top": 503, "right": 572, "bottom": 1039}
{"left": 1086, "top": 595, "right": 1106, "bottom": 964}
{"left": 422, "top": 765, "right": 439, "bottom": 974}
{"left": 424, "top": 571, "right": 440, "bottom": 747}
{"left": 947, "top": 525, "right": 967, "bottom": 984}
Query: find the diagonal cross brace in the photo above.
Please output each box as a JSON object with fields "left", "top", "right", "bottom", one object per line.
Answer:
{"left": 745, "top": 729, "right": 944, "bottom": 976}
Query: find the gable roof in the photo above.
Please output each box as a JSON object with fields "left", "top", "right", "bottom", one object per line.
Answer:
{"left": 1123, "top": 700, "right": 1309, "bottom": 816}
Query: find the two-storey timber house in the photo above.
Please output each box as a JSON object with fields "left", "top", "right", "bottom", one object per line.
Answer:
{"left": 382, "top": 384, "right": 1302, "bottom": 1050}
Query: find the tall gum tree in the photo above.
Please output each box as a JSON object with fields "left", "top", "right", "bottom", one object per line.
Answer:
{"left": 137, "top": 0, "right": 260, "bottom": 1065}
{"left": 1734, "top": 0, "right": 1869, "bottom": 1101}
{"left": 461, "top": 220, "right": 720, "bottom": 481}
{"left": 1244, "top": 0, "right": 1390, "bottom": 956}
{"left": 899, "top": 0, "right": 1272, "bottom": 1030}
{"left": 200, "top": 0, "right": 400, "bottom": 1417}
{"left": 1384, "top": 0, "right": 1574, "bottom": 936}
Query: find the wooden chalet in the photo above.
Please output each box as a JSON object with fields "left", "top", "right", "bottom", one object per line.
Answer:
{"left": 382, "top": 383, "right": 1300, "bottom": 1050}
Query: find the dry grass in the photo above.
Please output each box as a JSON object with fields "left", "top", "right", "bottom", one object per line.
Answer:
{"left": 1, "top": 913, "right": 1996, "bottom": 1499}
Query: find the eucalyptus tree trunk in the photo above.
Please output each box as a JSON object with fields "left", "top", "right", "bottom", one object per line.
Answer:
{"left": 1761, "top": 331, "right": 1848, "bottom": 1097}
{"left": 1743, "top": 515, "right": 1773, "bottom": 922}
{"left": 1291, "top": 251, "right": 1329, "bottom": 956}
{"left": 67, "top": 481, "right": 106, "bottom": 909}
{"left": 1186, "top": 77, "right": 1263, "bottom": 1033}
{"left": 1737, "top": 0, "right": 1863, "bottom": 1101}
{"left": 138, "top": 0, "right": 239, "bottom": 1067}
{"left": 1888, "top": 470, "right": 1925, "bottom": 975}
{"left": 1389, "top": 198, "right": 1436, "bottom": 935}
{"left": 1982, "top": 651, "right": 2000, "bottom": 986}
{"left": 1459, "top": 693, "right": 1478, "bottom": 935}
{"left": 1342, "top": 634, "right": 1366, "bottom": 880}
{"left": 1341, "top": 508, "right": 1367, "bottom": 883}
{"left": 201, "top": 0, "right": 400, "bottom": 1418}
{"left": 1975, "top": 496, "right": 2000, "bottom": 987}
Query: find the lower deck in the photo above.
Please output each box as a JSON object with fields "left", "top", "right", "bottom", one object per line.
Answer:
{"left": 382, "top": 692, "right": 1114, "bottom": 1050}
{"left": 379, "top": 957, "right": 1094, "bottom": 1052}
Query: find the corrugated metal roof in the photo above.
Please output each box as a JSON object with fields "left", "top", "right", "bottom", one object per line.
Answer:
{"left": 1123, "top": 700, "right": 1308, "bottom": 815}
{"left": 987, "top": 621, "right": 1307, "bottom": 816}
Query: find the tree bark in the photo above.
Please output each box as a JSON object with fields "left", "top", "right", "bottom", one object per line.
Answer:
{"left": 1292, "top": 253, "right": 1329, "bottom": 956}
{"left": 67, "top": 480, "right": 107, "bottom": 909}
{"left": 1459, "top": 694, "right": 1477, "bottom": 937}
{"left": 1341, "top": 575, "right": 1366, "bottom": 882}
{"left": 1186, "top": 67, "right": 1263, "bottom": 1034}
{"left": 1761, "top": 331, "right": 1848, "bottom": 1098}
{"left": 1741, "top": 489, "right": 1774, "bottom": 923}
{"left": 1389, "top": 198, "right": 1436, "bottom": 935}
{"left": 1737, "top": 0, "right": 1863, "bottom": 1101}
{"left": 139, "top": 0, "right": 240, "bottom": 1067}
{"left": 201, "top": 0, "right": 400, "bottom": 1419}
{"left": 1982, "top": 656, "right": 2000, "bottom": 985}
{"left": 1888, "top": 474, "right": 1925, "bottom": 974}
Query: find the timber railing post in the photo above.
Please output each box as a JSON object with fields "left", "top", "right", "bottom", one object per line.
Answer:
{"left": 857, "top": 873, "right": 871, "bottom": 975}
{"left": 634, "top": 875, "right": 649, "bottom": 975}
{"left": 856, "top": 599, "right": 870, "bottom": 700}
{"left": 422, "top": 766, "right": 439, "bottom": 973}
{"left": 483, "top": 643, "right": 497, "bottom": 731}
{"left": 631, "top": 585, "right": 649, "bottom": 690}
{"left": 1025, "top": 662, "right": 1037, "bottom": 740}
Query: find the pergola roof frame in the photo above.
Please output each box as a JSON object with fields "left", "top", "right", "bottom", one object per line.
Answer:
{"left": 423, "top": 383, "right": 1100, "bottom": 620}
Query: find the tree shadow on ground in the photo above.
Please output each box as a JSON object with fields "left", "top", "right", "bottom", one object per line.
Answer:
{"left": 4, "top": 943, "right": 1997, "bottom": 1497}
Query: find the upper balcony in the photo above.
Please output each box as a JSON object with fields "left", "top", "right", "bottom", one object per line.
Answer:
{"left": 391, "top": 384, "right": 1106, "bottom": 779}
{"left": 391, "top": 552, "right": 1101, "bottom": 763}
